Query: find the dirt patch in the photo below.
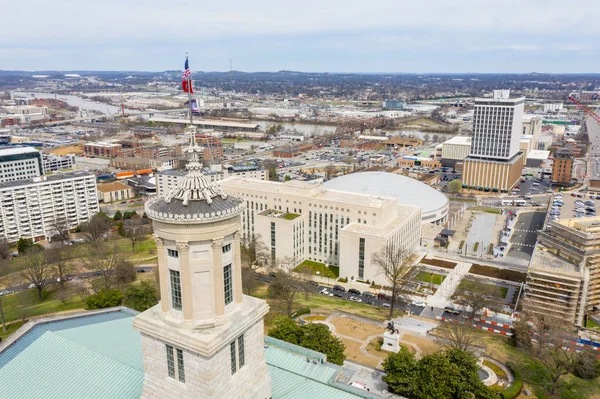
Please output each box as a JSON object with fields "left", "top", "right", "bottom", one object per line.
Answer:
{"left": 402, "top": 334, "right": 441, "bottom": 356}
{"left": 330, "top": 316, "right": 383, "bottom": 341}
{"left": 340, "top": 338, "right": 380, "bottom": 368}
{"left": 49, "top": 145, "right": 82, "bottom": 156}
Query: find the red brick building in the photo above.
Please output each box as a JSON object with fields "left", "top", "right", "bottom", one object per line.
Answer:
{"left": 83, "top": 142, "right": 122, "bottom": 158}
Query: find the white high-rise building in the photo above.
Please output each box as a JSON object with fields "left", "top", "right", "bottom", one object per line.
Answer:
{"left": 0, "top": 147, "right": 43, "bottom": 183}
{"left": 470, "top": 90, "right": 525, "bottom": 160}
{"left": 0, "top": 171, "right": 98, "bottom": 243}
{"left": 134, "top": 126, "right": 271, "bottom": 399}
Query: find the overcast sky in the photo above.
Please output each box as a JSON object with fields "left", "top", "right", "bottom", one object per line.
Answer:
{"left": 1, "top": 0, "right": 598, "bottom": 73}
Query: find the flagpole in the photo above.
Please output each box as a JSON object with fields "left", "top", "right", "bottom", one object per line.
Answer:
{"left": 186, "top": 54, "right": 194, "bottom": 146}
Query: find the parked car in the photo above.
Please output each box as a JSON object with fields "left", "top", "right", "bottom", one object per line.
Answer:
{"left": 349, "top": 296, "right": 363, "bottom": 303}
{"left": 444, "top": 306, "right": 461, "bottom": 315}
{"left": 348, "top": 288, "right": 361, "bottom": 295}
{"left": 411, "top": 300, "right": 427, "bottom": 307}
{"left": 362, "top": 292, "right": 376, "bottom": 298}
{"left": 333, "top": 292, "right": 344, "bottom": 298}
{"left": 333, "top": 285, "right": 346, "bottom": 292}
{"left": 319, "top": 289, "right": 333, "bottom": 297}
{"left": 381, "top": 303, "right": 391, "bottom": 308}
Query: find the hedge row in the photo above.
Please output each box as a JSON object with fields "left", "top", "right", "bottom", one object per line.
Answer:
{"left": 500, "top": 363, "right": 523, "bottom": 399}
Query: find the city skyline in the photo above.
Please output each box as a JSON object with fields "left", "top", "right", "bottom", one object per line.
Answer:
{"left": 2, "top": 0, "right": 599, "bottom": 73}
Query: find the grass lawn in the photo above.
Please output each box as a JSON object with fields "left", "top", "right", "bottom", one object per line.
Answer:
{"left": 457, "top": 279, "right": 508, "bottom": 299}
{"left": 293, "top": 260, "right": 339, "bottom": 278}
{"left": 283, "top": 213, "right": 300, "bottom": 221}
{"left": 586, "top": 318, "right": 600, "bottom": 329}
{"left": 0, "top": 320, "right": 26, "bottom": 340}
{"left": 1, "top": 287, "right": 86, "bottom": 325}
{"left": 252, "top": 283, "right": 393, "bottom": 331}
{"left": 414, "top": 271, "right": 446, "bottom": 285}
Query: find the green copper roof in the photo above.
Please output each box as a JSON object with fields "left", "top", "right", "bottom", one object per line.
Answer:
{"left": 0, "top": 310, "right": 143, "bottom": 399}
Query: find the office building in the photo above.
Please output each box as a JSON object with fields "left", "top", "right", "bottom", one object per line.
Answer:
{"left": 220, "top": 172, "right": 423, "bottom": 285}
{"left": 524, "top": 216, "right": 600, "bottom": 325}
{"left": 0, "top": 172, "right": 98, "bottom": 243}
{"left": 440, "top": 136, "right": 472, "bottom": 166}
{"left": 0, "top": 147, "right": 43, "bottom": 183}
{"left": 138, "top": 126, "right": 272, "bottom": 398}
{"left": 522, "top": 115, "right": 542, "bottom": 147}
{"left": 382, "top": 99, "right": 405, "bottom": 110}
{"left": 156, "top": 167, "right": 268, "bottom": 196}
{"left": 552, "top": 148, "right": 574, "bottom": 186}
{"left": 463, "top": 90, "right": 525, "bottom": 192}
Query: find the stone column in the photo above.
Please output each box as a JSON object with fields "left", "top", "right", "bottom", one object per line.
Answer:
{"left": 154, "top": 235, "right": 170, "bottom": 314}
{"left": 212, "top": 238, "right": 225, "bottom": 317}
{"left": 177, "top": 241, "right": 193, "bottom": 322}
{"left": 233, "top": 231, "right": 243, "bottom": 304}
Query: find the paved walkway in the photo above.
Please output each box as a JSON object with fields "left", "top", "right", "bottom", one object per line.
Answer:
{"left": 426, "top": 260, "right": 472, "bottom": 308}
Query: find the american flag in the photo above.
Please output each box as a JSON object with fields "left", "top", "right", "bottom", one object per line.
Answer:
{"left": 182, "top": 58, "right": 193, "bottom": 93}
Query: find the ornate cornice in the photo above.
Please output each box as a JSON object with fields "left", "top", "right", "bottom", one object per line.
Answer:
{"left": 145, "top": 197, "right": 244, "bottom": 224}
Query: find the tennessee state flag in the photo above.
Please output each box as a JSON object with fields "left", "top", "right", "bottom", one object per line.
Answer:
{"left": 182, "top": 58, "right": 194, "bottom": 94}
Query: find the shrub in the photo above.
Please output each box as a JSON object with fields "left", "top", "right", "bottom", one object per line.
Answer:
{"left": 124, "top": 281, "right": 158, "bottom": 312}
{"left": 573, "top": 352, "right": 600, "bottom": 380}
{"left": 459, "top": 240, "right": 465, "bottom": 250}
{"left": 500, "top": 363, "right": 522, "bottom": 399}
{"left": 85, "top": 289, "right": 124, "bottom": 310}
{"left": 338, "top": 277, "right": 348, "bottom": 283}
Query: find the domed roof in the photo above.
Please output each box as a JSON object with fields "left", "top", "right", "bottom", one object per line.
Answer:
{"left": 323, "top": 171, "right": 448, "bottom": 215}
{"left": 145, "top": 125, "right": 243, "bottom": 224}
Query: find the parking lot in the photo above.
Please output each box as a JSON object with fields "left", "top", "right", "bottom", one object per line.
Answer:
{"left": 548, "top": 191, "right": 599, "bottom": 223}
{"left": 507, "top": 211, "right": 545, "bottom": 260}
{"left": 511, "top": 176, "right": 552, "bottom": 197}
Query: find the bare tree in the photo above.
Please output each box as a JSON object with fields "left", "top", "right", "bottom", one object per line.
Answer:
{"left": 52, "top": 215, "right": 71, "bottom": 243}
{"left": 436, "top": 322, "right": 478, "bottom": 353}
{"left": 371, "top": 244, "right": 412, "bottom": 318}
{"left": 517, "top": 312, "right": 580, "bottom": 397}
{"left": 46, "top": 243, "right": 72, "bottom": 289}
{"left": 123, "top": 217, "right": 149, "bottom": 251}
{"left": 21, "top": 248, "right": 51, "bottom": 301}
{"left": 80, "top": 212, "right": 112, "bottom": 242}
{"left": 325, "top": 164, "right": 336, "bottom": 180}
{"left": 267, "top": 257, "right": 308, "bottom": 316}
{"left": 242, "top": 266, "right": 260, "bottom": 296}
{"left": 82, "top": 241, "right": 122, "bottom": 291}
{"left": 0, "top": 281, "right": 12, "bottom": 333}
{"left": 0, "top": 238, "right": 11, "bottom": 260}
{"left": 453, "top": 288, "right": 497, "bottom": 320}
{"left": 241, "top": 234, "right": 269, "bottom": 268}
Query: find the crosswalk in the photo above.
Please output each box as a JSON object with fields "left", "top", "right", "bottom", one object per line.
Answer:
{"left": 513, "top": 229, "right": 539, "bottom": 233}
{"left": 510, "top": 243, "right": 535, "bottom": 248}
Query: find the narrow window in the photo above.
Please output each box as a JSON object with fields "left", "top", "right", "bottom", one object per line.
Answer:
{"left": 238, "top": 334, "right": 245, "bottom": 368}
{"left": 176, "top": 348, "right": 185, "bottom": 382}
{"left": 166, "top": 345, "right": 175, "bottom": 378}
{"left": 224, "top": 264, "right": 233, "bottom": 305}
{"left": 230, "top": 341, "right": 237, "bottom": 375}
{"left": 170, "top": 270, "right": 182, "bottom": 310}
{"left": 222, "top": 243, "right": 231, "bottom": 253}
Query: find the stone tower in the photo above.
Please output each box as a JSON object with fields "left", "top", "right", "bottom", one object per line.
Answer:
{"left": 134, "top": 126, "right": 271, "bottom": 399}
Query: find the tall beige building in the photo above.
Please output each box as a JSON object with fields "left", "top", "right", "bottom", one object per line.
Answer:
{"left": 134, "top": 127, "right": 271, "bottom": 399}
{"left": 524, "top": 216, "right": 600, "bottom": 326}
{"left": 463, "top": 90, "right": 525, "bottom": 192}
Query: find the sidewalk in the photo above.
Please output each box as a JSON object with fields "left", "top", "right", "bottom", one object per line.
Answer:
{"left": 426, "top": 260, "right": 472, "bottom": 308}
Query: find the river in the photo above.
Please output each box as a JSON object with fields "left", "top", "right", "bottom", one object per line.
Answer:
{"left": 13, "top": 92, "right": 122, "bottom": 115}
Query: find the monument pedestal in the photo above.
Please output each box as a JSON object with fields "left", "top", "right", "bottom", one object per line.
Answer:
{"left": 382, "top": 331, "right": 400, "bottom": 353}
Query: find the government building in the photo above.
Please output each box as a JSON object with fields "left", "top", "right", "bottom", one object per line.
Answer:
{"left": 220, "top": 171, "right": 426, "bottom": 285}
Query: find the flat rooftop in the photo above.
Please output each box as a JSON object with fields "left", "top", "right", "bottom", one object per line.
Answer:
{"left": 0, "top": 170, "right": 94, "bottom": 190}
{"left": 0, "top": 146, "right": 39, "bottom": 157}
{"left": 443, "top": 136, "right": 471, "bottom": 145}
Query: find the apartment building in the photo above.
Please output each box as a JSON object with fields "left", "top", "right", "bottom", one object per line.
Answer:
{"left": 0, "top": 147, "right": 43, "bottom": 183}
{"left": 463, "top": 90, "right": 525, "bottom": 192}
{"left": 0, "top": 172, "right": 99, "bottom": 243}
{"left": 524, "top": 217, "right": 600, "bottom": 325}
{"left": 220, "top": 177, "right": 422, "bottom": 285}
{"left": 83, "top": 142, "right": 122, "bottom": 158}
